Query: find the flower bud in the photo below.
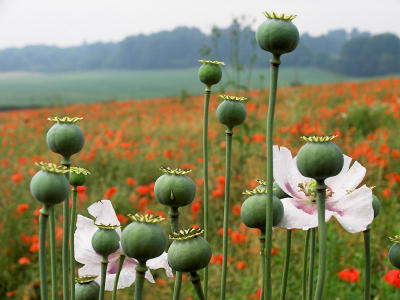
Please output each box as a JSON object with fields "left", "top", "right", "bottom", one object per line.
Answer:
{"left": 216, "top": 95, "right": 247, "bottom": 130}
{"left": 91, "top": 225, "right": 120, "bottom": 257}
{"left": 198, "top": 60, "right": 224, "bottom": 86}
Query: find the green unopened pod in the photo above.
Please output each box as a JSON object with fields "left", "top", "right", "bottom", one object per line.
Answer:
{"left": 198, "top": 60, "right": 224, "bottom": 86}
{"left": 46, "top": 116, "right": 85, "bottom": 160}
{"left": 216, "top": 95, "right": 247, "bottom": 130}
{"left": 121, "top": 214, "right": 167, "bottom": 263}
{"left": 256, "top": 179, "right": 289, "bottom": 199}
{"left": 256, "top": 12, "right": 299, "bottom": 55}
{"left": 241, "top": 187, "right": 284, "bottom": 230}
{"left": 154, "top": 167, "right": 196, "bottom": 208}
{"left": 296, "top": 136, "right": 344, "bottom": 181}
{"left": 91, "top": 224, "right": 120, "bottom": 257}
{"left": 75, "top": 276, "right": 100, "bottom": 300}
{"left": 372, "top": 194, "right": 381, "bottom": 218}
{"left": 168, "top": 227, "right": 211, "bottom": 273}
{"left": 30, "top": 162, "right": 70, "bottom": 205}
{"left": 389, "top": 237, "right": 400, "bottom": 269}
{"left": 70, "top": 166, "right": 90, "bottom": 186}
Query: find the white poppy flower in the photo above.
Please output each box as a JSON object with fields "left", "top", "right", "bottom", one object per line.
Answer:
{"left": 74, "top": 200, "right": 173, "bottom": 291}
{"left": 273, "top": 145, "right": 374, "bottom": 233}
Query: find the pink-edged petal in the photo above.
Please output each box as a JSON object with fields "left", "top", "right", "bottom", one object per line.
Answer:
{"left": 329, "top": 185, "right": 373, "bottom": 233}
{"left": 88, "top": 200, "right": 120, "bottom": 227}
{"left": 326, "top": 155, "right": 366, "bottom": 196}
{"left": 273, "top": 145, "right": 308, "bottom": 199}
{"left": 278, "top": 198, "right": 318, "bottom": 230}
{"left": 147, "top": 252, "right": 173, "bottom": 278}
{"left": 74, "top": 215, "right": 102, "bottom": 264}
{"left": 145, "top": 270, "right": 155, "bottom": 283}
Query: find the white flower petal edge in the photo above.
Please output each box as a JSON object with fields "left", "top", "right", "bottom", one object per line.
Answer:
{"left": 147, "top": 252, "right": 173, "bottom": 278}
{"left": 88, "top": 199, "right": 121, "bottom": 234}
{"left": 74, "top": 215, "right": 103, "bottom": 264}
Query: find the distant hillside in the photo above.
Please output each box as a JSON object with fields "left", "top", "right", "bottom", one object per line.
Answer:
{"left": 0, "top": 22, "right": 398, "bottom": 77}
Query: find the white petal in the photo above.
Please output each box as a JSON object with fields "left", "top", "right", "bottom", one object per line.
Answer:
{"left": 88, "top": 200, "right": 120, "bottom": 227}
{"left": 278, "top": 198, "right": 318, "bottom": 230}
{"left": 74, "top": 215, "right": 102, "bottom": 264}
{"left": 105, "top": 258, "right": 137, "bottom": 291}
{"left": 273, "top": 145, "right": 309, "bottom": 199}
{"left": 147, "top": 252, "right": 173, "bottom": 278}
{"left": 145, "top": 270, "right": 155, "bottom": 283}
{"left": 329, "top": 185, "right": 374, "bottom": 233}
{"left": 79, "top": 262, "right": 101, "bottom": 277}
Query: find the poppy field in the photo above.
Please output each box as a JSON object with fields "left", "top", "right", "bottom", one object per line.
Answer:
{"left": 1, "top": 77, "right": 400, "bottom": 299}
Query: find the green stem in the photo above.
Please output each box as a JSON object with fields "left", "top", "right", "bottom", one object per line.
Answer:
{"left": 49, "top": 206, "right": 58, "bottom": 300}
{"left": 99, "top": 256, "right": 108, "bottom": 300}
{"left": 259, "top": 231, "right": 266, "bottom": 300}
{"left": 220, "top": 128, "right": 233, "bottom": 300}
{"left": 190, "top": 271, "right": 205, "bottom": 300}
{"left": 280, "top": 229, "right": 292, "bottom": 300}
{"left": 302, "top": 230, "right": 310, "bottom": 300}
{"left": 264, "top": 53, "right": 281, "bottom": 300}
{"left": 70, "top": 186, "right": 77, "bottom": 300}
{"left": 203, "top": 85, "right": 211, "bottom": 300}
{"left": 61, "top": 159, "right": 71, "bottom": 300}
{"left": 170, "top": 207, "right": 182, "bottom": 300}
{"left": 39, "top": 204, "right": 50, "bottom": 300}
{"left": 315, "top": 181, "right": 327, "bottom": 300}
{"left": 134, "top": 261, "right": 147, "bottom": 300}
{"left": 363, "top": 228, "right": 371, "bottom": 300}
{"left": 308, "top": 228, "right": 316, "bottom": 300}
{"left": 112, "top": 255, "right": 126, "bottom": 300}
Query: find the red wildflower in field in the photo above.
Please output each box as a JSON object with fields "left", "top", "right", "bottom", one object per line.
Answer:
{"left": 12, "top": 172, "right": 23, "bottom": 185}
{"left": 212, "top": 189, "right": 223, "bottom": 197}
{"left": 338, "top": 267, "right": 360, "bottom": 282}
{"left": 235, "top": 260, "right": 247, "bottom": 271}
{"left": 383, "top": 270, "right": 400, "bottom": 288}
{"left": 104, "top": 186, "right": 117, "bottom": 198}
{"left": 219, "top": 228, "right": 232, "bottom": 236}
{"left": 137, "top": 185, "right": 150, "bottom": 195}
{"left": 16, "top": 204, "right": 29, "bottom": 216}
{"left": 251, "top": 133, "right": 265, "bottom": 143}
{"left": 382, "top": 188, "right": 391, "bottom": 199}
{"left": 18, "top": 257, "right": 30, "bottom": 265}
{"left": 117, "top": 214, "right": 128, "bottom": 224}
{"left": 126, "top": 177, "right": 136, "bottom": 186}
{"left": 232, "top": 232, "right": 247, "bottom": 244}
{"left": 232, "top": 205, "right": 241, "bottom": 215}
{"left": 191, "top": 202, "right": 201, "bottom": 215}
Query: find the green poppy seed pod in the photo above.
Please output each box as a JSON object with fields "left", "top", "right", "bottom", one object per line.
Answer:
{"left": 256, "top": 12, "right": 299, "bottom": 55}
{"left": 296, "top": 136, "right": 344, "bottom": 181}
{"left": 69, "top": 167, "right": 90, "bottom": 186}
{"left": 91, "top": 226, "right": 120, "bottom": 257}
{"left": 46, "top": 117, "right": 85, "bottom": 160}
{"left": 75, "top": 276, "right": 100, "bottom": 300}
{"left": 241, "top": 188, "right": 284, "bottom": 230}
{"left": 30, "top": 163, "right": 70, "bottom": 206}
{"left": 198, "top": 60, "right": 224, "bottom": 86}
{"left": 121, "top": 214, "right": 167, "bottom": 263}
{"left": 389, "top": 243, "right": 400, "bottom": 269}
{"left": 216, "top": 95, "right": 247, "bottom": 130}
{"left": 154, "top": 167, "right": 196, "bottom": 208}
{"left": 168, "top": 228, "right": 211, "bottom": 272}
{"left": 372, "top": 194, "right": 381, "bottom": 218}
{"left": 273, "top": 182, "right": 290, "bottom": 199}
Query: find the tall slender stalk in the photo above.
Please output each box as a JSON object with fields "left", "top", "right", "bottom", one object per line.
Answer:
{"left": 99, "top": 256, "right": 108, "bottom": 300}
{"left": 259, "top": 231, "right": 266, "bottom": 300}
{"left": 69, "top": 185, "right": 77, "bottom": 300}
{"left": 308, "top": 228, "right": 316, "bottom": 300}
{"left": 363, "top": 228, "right": 371, "bottom": 300}
{"left": 134, "top": 261, "right": 148, "bottom": 300}
{"left": 315, "top": 181, "right": 327, "bottom": 300}
{"left": 220, "top": 128, "right": 233, "bottom": 300}
{"left": 61, "top": 159, "right": 71, "bottom": 300}
{"left": 190, "top": 271, "right": 205, "bottom": 300}
{"left": 49, "top": 206, "right": 58, "bottom": 300}
{"left": 39, "top": 204, "right": 50, "bottom": 300}
{"left": 264, "top": 53, "right": 281, "bottom": 300}
{"left": 170, "top": 207, "right": 182, "bottom": 300}
{"left": 202, "top": 85, "right": 211, "bottom": 300}
{"left": 302, "top": 230, "right": 310, "bottom": 300}
{"left": 112, "top": 255, "right": 126, "bottom": 300}
{"left": 280, "top": 229, "right": 292, "bottom": 300}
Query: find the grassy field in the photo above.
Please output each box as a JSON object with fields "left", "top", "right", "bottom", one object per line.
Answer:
{"left": 1, "top": 77, "right": 400, "bottom": 299}
{"left": 0, "top": 67, "right": 359, "bottom": 108}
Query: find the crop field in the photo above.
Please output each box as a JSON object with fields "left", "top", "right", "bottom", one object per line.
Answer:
{"left": 1, "top": 77, "right": 400, "bottom": 299}
{"left": 0, "top": 67, "right": 360, "bottom": 108}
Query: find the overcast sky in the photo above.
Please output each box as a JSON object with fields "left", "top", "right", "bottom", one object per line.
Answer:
{"left": 0, "top": 0, "right": 399, "bottom": 49}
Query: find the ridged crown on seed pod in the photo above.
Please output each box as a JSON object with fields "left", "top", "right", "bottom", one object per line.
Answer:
{"left": 46, "top": 116, "right": 85, "bottom": 160}
{"left": 154, "top": 166, "right": 196, "bottom": 208}
{"left": 121, "top": 214, "right": 167, "bottom": 263}
{"left": 389, "top": 236, "right": 400, "bottom": 269}
{"left": 216, "top": 95, "right": 247, "bottom": 129}
{"left": 70, "top": 167, "right": 90, "bottom": 186}
{"left": 168, "top": 227, "right": 212, "bottom": 272}
{"left": 75, "top": 276, "right": 100, "bottom": 300}
{"left": 91, "top": 224, "right": 121, "bottom": 257}
{"left": 296, "top": 136, "right": 344, "bottom": 181}
{"left": 30, "top": 162, "right": 70, "bottom": 206}
{"left": 256, "top": 179, "right": 289, "bottom": 200}
{"left": 241, "top": 187, "right": 284, "bottom": 229}
{"left": 198, "top": 60, "right": 224, "bottom": 86}
{"left": 256, "top": 12, "right": 299, "bottom": 55}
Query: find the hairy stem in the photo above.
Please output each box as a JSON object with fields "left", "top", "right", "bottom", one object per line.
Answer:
{"left": 280, "top": 229, "right": 292, "bottom": 300}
